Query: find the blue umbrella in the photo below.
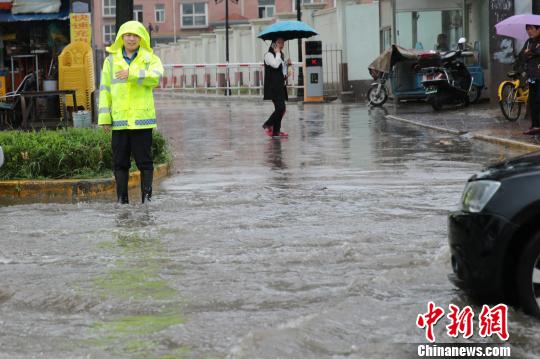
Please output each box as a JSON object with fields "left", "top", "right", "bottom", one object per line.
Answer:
{"left": 257, "top": 20, "right": 318, "bottom": 41}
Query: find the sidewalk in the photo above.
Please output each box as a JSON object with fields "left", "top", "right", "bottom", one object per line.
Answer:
{"left": 385, "top": 101, "right": 540, "bottom": 152}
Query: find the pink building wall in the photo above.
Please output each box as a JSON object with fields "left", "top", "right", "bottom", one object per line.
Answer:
{"left": 92, "top": 0, "right": 333, "bottom": 49}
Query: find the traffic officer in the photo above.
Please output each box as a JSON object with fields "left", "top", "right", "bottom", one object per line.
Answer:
{"left": 98, "top": 20, "right": 164, "bottom": 204}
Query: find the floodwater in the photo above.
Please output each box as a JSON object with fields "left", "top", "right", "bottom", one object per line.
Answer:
{"left": 1, "top": 98, "right": 539, "bottom": 358}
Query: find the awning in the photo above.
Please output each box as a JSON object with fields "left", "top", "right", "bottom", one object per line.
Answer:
{"left": 0, "top": 0, "right": 69, "bottom": 22}
{"left": 0, "top": 10, "right": 68, "bottom": 22}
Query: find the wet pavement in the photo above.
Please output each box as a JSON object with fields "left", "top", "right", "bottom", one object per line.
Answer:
{"left": 386, "top": 100, "right": 540, "bottom": 148}
{"left": 1, "top": 97, "right": 540, "bottom": 358}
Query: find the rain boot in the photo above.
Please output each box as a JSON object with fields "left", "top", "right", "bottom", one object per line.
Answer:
{"left": 141, "top": 169, "right": 153, "bottom": 203}
{"left": 114, "top": 170, "right": 129, "bottom": 204}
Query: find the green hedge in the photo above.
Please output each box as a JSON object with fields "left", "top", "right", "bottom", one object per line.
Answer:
{"left": 0, "top": 129, "right": 170, "bottom": 180}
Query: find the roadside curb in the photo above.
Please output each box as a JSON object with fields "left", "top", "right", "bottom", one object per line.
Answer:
{"left": 156, "top": 91, "right": 264, "bottom": 103}
{"left": 386, "top": 115, "right": 466, "bottom": 136}
{"left": 472, "top": 133, "right": 540, "bottom": 152}
{"left": 386, "top": 114, "right": 540, "bottom": 152}
{"left": 155, "top": 91, "right": 334, "bottom": 104}
{"left": 0, "top": 163, "right": 171, "bottom": 202}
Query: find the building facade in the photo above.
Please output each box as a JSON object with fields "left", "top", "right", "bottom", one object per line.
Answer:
{"left": 92, "top": 0, "right": 334, "bottom": 50}
{"left": 377, "top": 0, "right": 533, "bottom": 102}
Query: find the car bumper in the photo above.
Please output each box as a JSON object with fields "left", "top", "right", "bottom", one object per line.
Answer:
{"left": 448, "top": 210, "right": 518, "bottom": 299}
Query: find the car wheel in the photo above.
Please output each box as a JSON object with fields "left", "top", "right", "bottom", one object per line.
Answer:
{"left": 516, "top": 232, "right": 540, "bottom": 317}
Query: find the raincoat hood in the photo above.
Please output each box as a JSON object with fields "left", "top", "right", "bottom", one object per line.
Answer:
{"left": 106, "top": 20, "right": 152, "bottom": 54}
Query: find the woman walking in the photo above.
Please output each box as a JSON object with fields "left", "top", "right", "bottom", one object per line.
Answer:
{"left": 262, "top": 38, "right": 291, "bottom": 137}
{"left": 522, "top": 24, "right": 540, "bottom": 135}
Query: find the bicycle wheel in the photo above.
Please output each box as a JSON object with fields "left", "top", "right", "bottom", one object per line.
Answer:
{"left": 499, "top": 83, "right": 522, "bottom": 122}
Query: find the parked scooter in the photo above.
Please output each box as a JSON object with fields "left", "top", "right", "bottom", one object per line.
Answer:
{"left": 367, "top": 70, "right": 389, "bottom": 107}
{"left": 421, "top": 38, "right": 473, "bottom": 111}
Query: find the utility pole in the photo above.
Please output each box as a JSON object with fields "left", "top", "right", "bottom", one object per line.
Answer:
{"left": 225, "top": 0, "right": 230, "bottom": 64}
{"left": 115, "top": 0, "right": 133, "bottom": 33}
{"left": 173, "top": 0, "right": 177, "bottom": 42}
{"left": 296, "top": 0, "right": 304, "bottom": 98}
{"left": 216, "top": 0, "right": 237, "bottom": 95}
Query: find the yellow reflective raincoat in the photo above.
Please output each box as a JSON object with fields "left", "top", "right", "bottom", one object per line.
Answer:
{"left": 98, "top": 21, "right": 164, "bottom": 130}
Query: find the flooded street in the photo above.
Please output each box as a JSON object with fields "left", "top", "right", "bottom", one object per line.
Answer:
{"left": 1, "top": 98, "right": 539, "bottom": 358}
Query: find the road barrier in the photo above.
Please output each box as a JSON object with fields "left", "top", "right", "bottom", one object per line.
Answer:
{"left": 158, "top": 62, "right": 303, "bottom": 96}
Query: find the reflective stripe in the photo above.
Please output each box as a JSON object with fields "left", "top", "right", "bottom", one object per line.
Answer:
{"left": 109, "top": 55, "right": 114, "bottom": 84}
{"left": 111, "top": 78, "right": 127, "bottom": 84}
{"left": 135, "top": 119, "right": 157, "bottom": 126}
{"left": 112, "top": 120, "right": 129, "bottom": 127}
{"left": 138, "top": 69, "right": 145, "bottom": 85}
{"left": 153, "top": 69, "right": 162, "bottom": 77}
{"left": 98, "top": 107, "right": 111, "bottom": 114}
{"left": 111, "top": 119, "right": 157, "bottom": 127}
{"left": 100, "top": 84, "right": 111, "bottom": 92}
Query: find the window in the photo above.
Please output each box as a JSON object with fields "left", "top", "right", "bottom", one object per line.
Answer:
{"left": 155, "top": 4, "right": 165, "bottom": 23}
{"left": 381, "top": 27, "right": 392, "bottom": 51}
{"left": 181, "top": 2, "right": 207, "bottom": 28}
{"left": 258, "top": 0, "right": 275, "bottom": 18}
{"left": 133, "top": 5, "right": 143, "bottom": 22}
{"left": 293, "top": 0, "right": 314, "bottom": 11}
{"left": 396, "top": 10, "right": 463, "bottom": 51}
{"left": 103, "top": 0, "right": 115, "bottom": 16}
{"left": 103, "top": 24, "right": 116, "bottom": 45}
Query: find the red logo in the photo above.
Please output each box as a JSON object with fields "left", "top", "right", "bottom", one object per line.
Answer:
{"left": 416, "top": 301, "right": 445, "bottom": 342}
{"left": 417, "top": 303, "right": 509, "bottom": 342}
{"left": 478, "top": 304, "right": 509, "bottom": 340}
{"left": 446, "top": 304, "right": 474, "bottom": 338}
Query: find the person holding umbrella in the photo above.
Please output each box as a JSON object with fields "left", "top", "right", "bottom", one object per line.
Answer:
{"left": 257, "top": 20, "right": 318, "bottom": 138}
{"left": 262, "top": 37, "right": 290, "bottom": 138}
{"left": 495, "top": 15, "right": 540, "bottom": 134}
{"left": 521, "top": 24, "right": 540, "bottom": 134}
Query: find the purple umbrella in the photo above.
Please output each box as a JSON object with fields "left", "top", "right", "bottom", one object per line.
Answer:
{"left": 495, "top": 14, "right": 540, "bottom": 41}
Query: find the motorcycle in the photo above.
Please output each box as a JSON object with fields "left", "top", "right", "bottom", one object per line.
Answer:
{"left": 420, "top": 38, "right": 473, "bottom": 111}
{"left": 367, "top": 70, "right": 389, "bottom": 107}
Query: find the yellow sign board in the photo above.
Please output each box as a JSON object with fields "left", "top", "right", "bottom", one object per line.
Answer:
{"left": 70, "top": 13, "right": 91, "bottom": 44}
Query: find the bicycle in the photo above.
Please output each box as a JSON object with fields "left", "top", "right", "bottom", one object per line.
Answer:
{"left": 498, "top": 71, "right": 529, "bottom": 121}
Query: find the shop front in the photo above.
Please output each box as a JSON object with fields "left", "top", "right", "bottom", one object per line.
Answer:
{"left": 379, "top": 0, "right": 534, "bottom": 103}
{"left": 0, "top": 0, "right": 81, "bottom": 129}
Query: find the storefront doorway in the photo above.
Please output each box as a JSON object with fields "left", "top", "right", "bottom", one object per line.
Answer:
{"left": 394, "top": 0, "right": 464, "bottom": 51}
{"left": 396, "top": 9, "right": 464, "bottom": 51}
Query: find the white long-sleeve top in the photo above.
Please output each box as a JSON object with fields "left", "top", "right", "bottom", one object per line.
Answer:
{"left": 264, "top": 51, "right": 288, "bottom": 77}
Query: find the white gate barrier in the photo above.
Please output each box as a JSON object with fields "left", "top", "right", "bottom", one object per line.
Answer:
{"left": 158, "top": 62, "right": 303, "bottom": 96}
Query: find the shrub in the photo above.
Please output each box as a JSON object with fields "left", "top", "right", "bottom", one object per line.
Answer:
{"left": 0, "top": 129, "right": 170, "bottom": 180}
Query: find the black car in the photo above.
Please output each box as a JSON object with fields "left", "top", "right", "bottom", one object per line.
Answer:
{"left": 448, "top": 151, "right": 540, "bottom": 317}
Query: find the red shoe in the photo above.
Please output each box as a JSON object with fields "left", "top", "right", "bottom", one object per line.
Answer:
{"left": 264, "top": 126, "right": 273, "bottom": 137}
{"left": 524, "top": 127, "right": 540, "bottom": 135}
{"left": 278, "top": 131, "right": 288, "bottom": 137}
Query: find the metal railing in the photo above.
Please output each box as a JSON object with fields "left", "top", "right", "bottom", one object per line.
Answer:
{"left": 157, "top": 62, "right": 303, "bottom": 96}
{"left": 322, "top": 44, "right": 343, "bottom": 98}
